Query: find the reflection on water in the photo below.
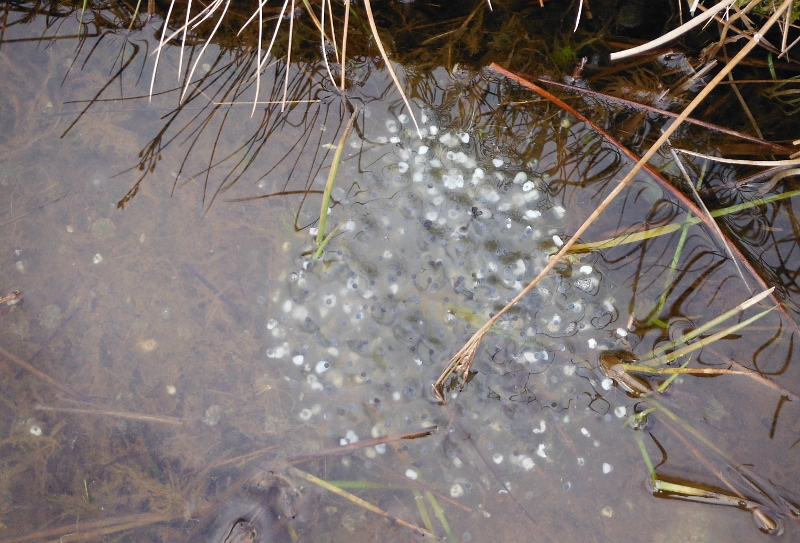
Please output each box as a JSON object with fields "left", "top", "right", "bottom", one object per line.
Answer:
{"left": 1, "top": 4, "right": 800, "bottom": 543}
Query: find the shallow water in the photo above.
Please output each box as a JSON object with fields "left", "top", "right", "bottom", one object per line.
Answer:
{"left": 1, "top": 5, "right": 799, "bottom": 543}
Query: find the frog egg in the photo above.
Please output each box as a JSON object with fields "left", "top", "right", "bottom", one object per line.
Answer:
{"left": 405, "top": 469, "right": 418, "bottom": 480}
{"left": 443, "top": 174, "right": 464, "bottom": 189}
{"left": 516, "top": 455, "right": 535, "bottom": 471}
{"left": 306, "top": 375, "right": 324, "bottom": 392}
{"left": 524, "top": 210, "right": 541, "bottom": 220}
{"left": 266, "top": 344, "right": 288, "bottom": 358}
{"left": 482, "top": 188, "right": 500, "bottom": 203}
{"left": 439, "top": 132, "right": 457, "bottom": 147}
{"left": 385, "top": 119, "right": 399, "bottom": 133}
{"left": 30, "top": 424, "right": 42, "bottom": 436}
{"left": 340, "top": 429, "right": 359, "bottom": 445}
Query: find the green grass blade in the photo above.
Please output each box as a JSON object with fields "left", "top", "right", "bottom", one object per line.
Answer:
{"left": 645, "top": 288, "right": 774, "bottom": 362}
{"left": 414, "top": 494, "right": 435, "bottom": 536}
{"left": 316, "top": 109, "right": 357, "bottom": 249}
{"left": 314, "top": 221, "right": 346, "bottom": 259}
{"left": 425, "top": 490, "right": 454, "bottom": 541}
{"left": 570, "top": 189, "right": 800, "bottom": 253}
{"left": 639, "top": 306, "right": 777, "bottom": 366}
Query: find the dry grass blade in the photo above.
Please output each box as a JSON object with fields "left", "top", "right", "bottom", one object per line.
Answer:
{"left": 676, "top": 149, "right": 800, "bottom": 167}
{"left": 341, "top": 0, "right": 351, "bottom": 91}
{"left": 611, "top": 0, "right": 736, "bottom": 61}
{"left": 433, "top": 1, "right": 795, "bottom": 403}
{"left": 288, "top": 426, "right": 437, "bottom": 463}
{"left": 362, "top": 0, "right": 421, "bottom": 138}
{"left": 281, "top": 0, "right": 297, "bottom": 110}
{"left": 2, "top": 512, "right": 177, "bottom": 543}
{"left": 251, "top": 0, "right": 265, "bottom": 115}
{"left": 320, "top": 0, "right": 337, "bottom": 88}
{"left": 290, "top": 467, "right": 435, "bottom": 538}
{"left": 533, "top": 77, "right": 793, "bottom": 155}
{"left": 148, "top": 0, "right": 175, "bottom": 100}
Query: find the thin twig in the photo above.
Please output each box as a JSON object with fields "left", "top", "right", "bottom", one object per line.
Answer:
{"left": 0, "top": 345, "right": 86, "bottom": 401}
{"left": 35, "top": 404, "right": 185, "bottom": 425}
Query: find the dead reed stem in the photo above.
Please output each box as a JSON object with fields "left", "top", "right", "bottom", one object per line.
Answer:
{"left": 433, "top": 0, "right": 795, "bottom": 402}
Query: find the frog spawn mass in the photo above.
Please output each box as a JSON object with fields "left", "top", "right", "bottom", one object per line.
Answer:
{"left": 263, "top": 112, "right": 628, "bottom": 502}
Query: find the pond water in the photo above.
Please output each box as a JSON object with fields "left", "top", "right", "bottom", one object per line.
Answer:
{"left": 1, "top": 4, "right": 799, "bottom": 543}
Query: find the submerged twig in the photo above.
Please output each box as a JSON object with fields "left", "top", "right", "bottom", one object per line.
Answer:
{"left": 0, "top": 345, "right": 87, "bottom": 401}
{"left": 34, "top": 404, "right": 185, "bottom": 425}
{"left": 288, "top": 425, "right": 437, "bottom": 463}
